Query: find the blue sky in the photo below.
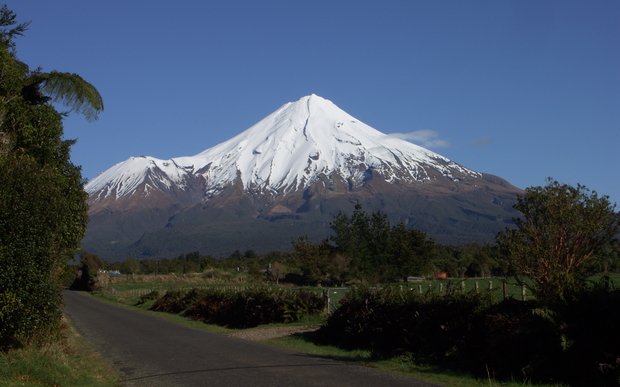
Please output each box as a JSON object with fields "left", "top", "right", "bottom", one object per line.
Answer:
{"left": 5, "top": 1, "right": 620, "bottom": 205}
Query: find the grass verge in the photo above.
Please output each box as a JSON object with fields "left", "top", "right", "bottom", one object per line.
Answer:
{"left": 0, "top": 317, "right": 119, "bottom": 387}
{"left": 267, "top": 333, "right": 565, "bottom": 387}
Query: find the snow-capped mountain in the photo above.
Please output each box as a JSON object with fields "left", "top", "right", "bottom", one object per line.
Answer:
{"left": 84, "top": 94, "right": 521, "bottom": 260}
{"left": 86, "top": 94, "right": 478, "bottom": 203}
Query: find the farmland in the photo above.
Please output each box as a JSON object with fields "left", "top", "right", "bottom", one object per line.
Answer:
{"left": 90, "top": 271, "right": 620, "bottom": 386}
{"left": 96, "top": 271, "right": 568, "bottom": 305}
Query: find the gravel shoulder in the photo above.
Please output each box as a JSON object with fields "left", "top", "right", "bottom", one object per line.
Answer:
{"left": 227, "top": 325, "right": 320, "bottom": 341}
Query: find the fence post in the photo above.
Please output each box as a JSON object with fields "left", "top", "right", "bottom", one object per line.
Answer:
{"left": 324, "top": 289, "right": 330, "bottom": 314}
{"left": 475, "top": 281, "right": 479, "bottom": 293}
{"left": 461, "top": 281, "right": 466, "bottom": 294}
{"left": 418, "top": 284, "right": 423, "bottom": 294}
{"left": 489, "top": 280, "right": 493, "bottom": 290}
{"left": 521, "top": 285, "right": 527, "bottom": 301}
{"left": 502, "top": 280, "right": 507, "bottom": 300}
{"left": 439, "top": 283, "right": 444, "bottom": 293}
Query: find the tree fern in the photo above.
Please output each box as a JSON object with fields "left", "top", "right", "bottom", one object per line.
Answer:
{"left": 37, "top": 71, "right": 104, "bottom": 121}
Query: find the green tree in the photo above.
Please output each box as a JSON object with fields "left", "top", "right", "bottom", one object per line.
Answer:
{"left": 0, "top": 6, "right": 103, "bottom": 347}
{"left": 269, "top": 261, "right": 287, "bottom": 285}
{"left": 497, "top": 179, "right": 619, "bottom": 301}
{"left": 330, "top": 204, "right": 388, "bottom": 281}
{"left": 386, "top": 223, "right": 435, "bottom": 279}
{"left": 120, "top": 257, "right": 141, "bottom": 276}
{"left": 293, "top": 237, "right": 333, "bottom": 285}
{"left": 330, "top": 203, "right": 434, "bottom": 282}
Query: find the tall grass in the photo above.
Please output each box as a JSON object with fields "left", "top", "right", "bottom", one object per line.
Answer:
{"left": 0, "top": 318, "right": 118, "bottom": 386}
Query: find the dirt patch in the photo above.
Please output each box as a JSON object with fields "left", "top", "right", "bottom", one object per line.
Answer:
{"left": 228, "top": 325, "right": 320, "bottom": 341}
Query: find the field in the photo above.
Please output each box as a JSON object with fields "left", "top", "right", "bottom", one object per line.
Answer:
{"left": 99, "top": 271, "right": 620, "bottom": 313}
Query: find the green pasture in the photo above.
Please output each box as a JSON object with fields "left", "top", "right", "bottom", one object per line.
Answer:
{"left": 99, "top": 272, "right": 620, "bottom": 313}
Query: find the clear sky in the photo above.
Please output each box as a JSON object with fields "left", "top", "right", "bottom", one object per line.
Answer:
{"left": 5, "top": 0, "right": 620, "bottom": 205}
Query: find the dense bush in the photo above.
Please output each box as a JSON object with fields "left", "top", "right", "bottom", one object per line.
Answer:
{"left": 150, "top": 290, "right": 191, "bottom": 314}
{"left": 0, "top": 7, "right": 101, "bottom": 349}
{"left": 317, "top": 288, "right": 490, "bottom": 363}
{"left": 558, "top": 282, "right": 620, "bottom": 386}
{"left": 462, "top": 299, "right": 562, "bottom": 381}
{"left": 151, "top": 287, "right": 325, "bottom": 328}
{"left": 317, "top": 284, "right": 620, "bottom": 385}
{"left": 0, "top": 155, "right": 81, "bottom": 348}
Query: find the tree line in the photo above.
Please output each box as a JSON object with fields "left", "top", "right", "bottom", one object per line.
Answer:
{"left": 89, "top": 210, "right": 505, "bottom": 286}
{"left": 93, "top": 179, "right": 619, "bottom": 303}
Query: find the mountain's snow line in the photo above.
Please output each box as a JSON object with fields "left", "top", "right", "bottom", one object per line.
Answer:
{"left": 86, "top": 94, "right": 480, "bottom": 200}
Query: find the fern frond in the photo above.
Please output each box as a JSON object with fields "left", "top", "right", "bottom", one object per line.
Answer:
{"left": 38, "top": 71, "right": 104, "bottom": 121}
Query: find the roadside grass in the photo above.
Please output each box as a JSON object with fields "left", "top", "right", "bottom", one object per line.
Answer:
{"left": 90, "top": 290, "right": 232, "bottom": 335}
{"left": 268, "top": 334, "right": 565, "bottom": 387}
{"left": 0, "top": 317, "right": 119, "bottom": 387}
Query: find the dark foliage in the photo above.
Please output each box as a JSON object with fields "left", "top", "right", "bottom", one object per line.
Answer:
{"left": 317, "top": 284, "right": 620, "bottom": 385}
{"left": 462, "top": 299, "right": 563, "bottom": 381}
{"left": 0, "top": 6, "right": 101, "bottom": 349}
{"left": 329, "top": 203, "right": 436, "bottom": 283}
{"left": 317, "top": 287, "right": 490, "bottom": 364}
{"left": 557, "top": 281, "right": 620, "bottom": 386}
{"left": 70, "top": 251, "right": 104, "bottom": 291}
{"left": 151, "top": 287, "right": 325, "bottom": 329}
{"left": 150, "top": 290, "right": 190, "bottom": 314}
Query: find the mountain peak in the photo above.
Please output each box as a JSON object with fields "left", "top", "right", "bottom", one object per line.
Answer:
{"left": 298, "top": 93, "right": 322, "bottom": 101}
{"left": 87, "top": 95, "right": 480, "bottom": 200}
{"left": 83, "top": 95, "right": 523, "bottom": 259}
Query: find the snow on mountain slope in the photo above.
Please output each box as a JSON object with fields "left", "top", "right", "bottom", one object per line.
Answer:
{"left": 86, "top": 156, "right": 192, "bottom": 200}
{"left": 86, "top": 94, "right": 480, "bottom": 200}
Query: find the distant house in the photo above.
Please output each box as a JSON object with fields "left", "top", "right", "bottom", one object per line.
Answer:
{"left": 434, "top": 272, "right": 448, "bottom": 280}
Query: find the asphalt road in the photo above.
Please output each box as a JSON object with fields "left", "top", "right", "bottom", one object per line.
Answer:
{"left": 63, "top": 291, "right": 435, "bottom": 387}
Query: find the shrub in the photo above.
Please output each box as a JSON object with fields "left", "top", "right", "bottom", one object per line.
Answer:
{"left": 558, "top": 282, "right": 620, "bottom": 386}
{"left": 318, "top": 282, "right": 620, "bottom": 385}
{"left": 462, "top": 299, "right": 562, "bottom": 381}
{"left": 152, "top": 287, "right": 325, "bottom": 328}
{"left": 150, "top": 291, "right": 186, "bottom": 314}
{"left": 134, "top": 290, "right": 160, "bottom": 306}
{"left": 317, "top": 287, "right": 490, "bottom": 364}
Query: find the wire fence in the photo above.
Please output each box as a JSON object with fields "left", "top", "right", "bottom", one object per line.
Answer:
{"left": 102, "top": 279, "right": 531, "bottom": 315}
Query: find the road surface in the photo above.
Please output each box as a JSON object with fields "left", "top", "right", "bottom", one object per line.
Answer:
{"left": 63, "top": 291, "right": 435, "bottom": 386}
